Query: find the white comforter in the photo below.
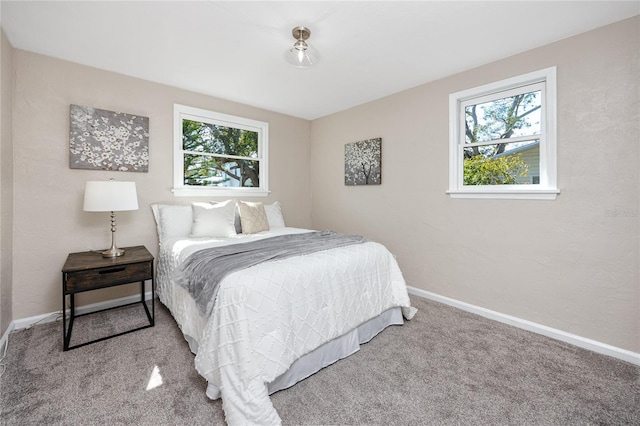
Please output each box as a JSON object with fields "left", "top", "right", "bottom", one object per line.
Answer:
{"left": 157, "top": 227, "right": 415, "bottom": 425}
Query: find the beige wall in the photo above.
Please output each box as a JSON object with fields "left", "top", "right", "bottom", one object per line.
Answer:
{"left": 0, "top": 29, "right": 14, "bottom": 336}
{"left": 11, "top": 51, "right": 312, "bottom": 319}
{"left": 310, "top": 17, "right": 639, "bottom": 352}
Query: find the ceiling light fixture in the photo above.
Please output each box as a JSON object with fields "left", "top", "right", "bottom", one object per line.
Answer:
{"left": 285, "top": 26, "right": 317, "bottom": 68}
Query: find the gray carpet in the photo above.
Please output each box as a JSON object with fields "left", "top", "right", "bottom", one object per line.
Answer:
{"left": 0, "top": 295, "right": 638, "bottom": 425}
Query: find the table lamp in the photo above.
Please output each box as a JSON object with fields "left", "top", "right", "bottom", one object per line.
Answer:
{"left": 83, "top": 180, "right": 139, "bottom": 257}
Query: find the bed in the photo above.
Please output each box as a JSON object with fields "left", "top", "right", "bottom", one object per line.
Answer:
{"left": 152, "top": 200, "right": 416, "bottom": 425}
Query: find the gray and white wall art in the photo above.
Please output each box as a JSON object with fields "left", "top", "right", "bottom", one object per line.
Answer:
{"left": 69, "top": 104, "right": 149, "bottom": 172}
{"left": 344, "top": 137, "right": 382, "bottom": 185}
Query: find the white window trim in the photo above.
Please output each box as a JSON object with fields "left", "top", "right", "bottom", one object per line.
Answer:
{"left": 173, "top": 104, "right": 269, "bottom": 197}
{"left": 447, "top": 67, "right": 559, "bottom": 200}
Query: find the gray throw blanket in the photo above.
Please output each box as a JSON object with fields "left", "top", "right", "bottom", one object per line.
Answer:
{"left": 173, "top": 230, "right": 368, "bottom": 317}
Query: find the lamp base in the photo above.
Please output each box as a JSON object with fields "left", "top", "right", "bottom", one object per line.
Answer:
{"left": 101, "top": 247, "right": 125, "bottom": 258}
{"left": 102, "top": 211, "right": 125, "bottom": 257}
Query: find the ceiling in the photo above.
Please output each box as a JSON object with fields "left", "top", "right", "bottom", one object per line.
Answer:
{"left": 1, "top": 1, "right": 638, "bottom": 120}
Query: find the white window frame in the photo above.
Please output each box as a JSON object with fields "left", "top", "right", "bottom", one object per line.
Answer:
{"left": 173, "top": 104, "right": 269, "bottom": 197}
{"left": 447, "top": 67, "right": 559, "bottom": 200}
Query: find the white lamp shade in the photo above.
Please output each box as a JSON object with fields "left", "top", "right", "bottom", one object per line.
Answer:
{"left": 83, "top": 181, "right": 139, "bottom": 212}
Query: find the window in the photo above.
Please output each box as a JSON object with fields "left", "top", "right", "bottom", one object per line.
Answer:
{"left": 448, "top": 67, "right": 558, "bottom": 199}
{"left": 173, "top": 104, "right": 269, "bottom": 197}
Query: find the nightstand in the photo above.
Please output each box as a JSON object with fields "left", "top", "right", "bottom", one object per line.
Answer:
{"left": 61, "top": 245, "right": 154, "bottom": 351}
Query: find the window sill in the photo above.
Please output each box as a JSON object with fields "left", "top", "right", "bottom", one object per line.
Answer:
{"left": 446, "top": 188, "right": 559, "bottom": 200}
{"left": 172, "top": 187, "right": 269, "bottom": 198}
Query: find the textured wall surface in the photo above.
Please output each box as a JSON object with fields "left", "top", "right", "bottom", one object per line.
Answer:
{"left": 0, "top": 29, "right": 14, "bottom": 337}
{"left": 310, "top": 17, "right": 639, "bottom": 352}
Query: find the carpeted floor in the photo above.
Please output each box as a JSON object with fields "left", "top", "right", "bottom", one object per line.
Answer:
{"left": 0, "top": 295, "right": 638, "bottom": 425}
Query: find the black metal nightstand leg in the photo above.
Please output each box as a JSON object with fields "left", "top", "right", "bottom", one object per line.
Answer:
{"left": 141, "top": 280, "right": 152, "bottom": 324}
{"left": 64, "top": 294, "right": 75, "bottom": 351}
{"left": 151, "top": 277, "right": 155, "bottom": 326}
{"left": 62, "top": 281, "right": 67, "bottom": 351}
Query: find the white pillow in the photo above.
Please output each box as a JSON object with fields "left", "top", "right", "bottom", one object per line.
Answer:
{"left": 264, "top": 201, "right": 286, "bottom": 228}
{"left": 190, "top": 200, "right": 236, "bottom": 238}
{"left": 210, "top": 201, "right": 242, "bottom": 234}
{"left": 151, "top": 204, "right": 193, "bottom": 244}
{"left": 237, "top": 200, "right": 270, "bottom": 234}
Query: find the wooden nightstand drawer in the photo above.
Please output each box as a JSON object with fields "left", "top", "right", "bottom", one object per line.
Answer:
{"left": 65, "top": 261, "right": 152, "bottom": 292}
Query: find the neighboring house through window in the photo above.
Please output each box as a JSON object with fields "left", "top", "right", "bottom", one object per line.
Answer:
{"left": 173, "top": 104, "right": 269, "bottom": 197}
{"left": 448, "top": 67, "right": 558, "bottom": 199}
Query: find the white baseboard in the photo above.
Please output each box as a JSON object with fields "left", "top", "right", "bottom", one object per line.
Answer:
{"left": 408, "top": 286, "right": 640, "bottom": 366}
{"left": 8, "top": 291, "right": 155, "bottom": 333}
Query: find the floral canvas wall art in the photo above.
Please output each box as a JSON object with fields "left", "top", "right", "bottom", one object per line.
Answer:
{"left": 344, "top": 137, "right": 382, "bottom": 185}
{"left": 69, "top": 104, "right": 149, "bottom": 172}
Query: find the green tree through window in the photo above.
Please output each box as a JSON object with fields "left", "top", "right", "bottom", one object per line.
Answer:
{"left": 182, "top": 119, "right": 259, "bottom": 187}
{"left": 463, "top": 90, "right": 540, "bottom": 185}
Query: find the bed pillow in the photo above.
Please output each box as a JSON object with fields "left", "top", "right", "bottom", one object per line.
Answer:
{"left": 190, "top": 200, "right": 237, "bottom": 238}
{"left": 151, "top": 204, "right": 193, "bottom": 244}
{"left": 264, "top": 201, "right": 286, "bottom": 228}
{"left": 237, "top": 200, "right": 269, "bottom": 234}
{"left": 210, "top": 201, "right": 243, "bottom": 234}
